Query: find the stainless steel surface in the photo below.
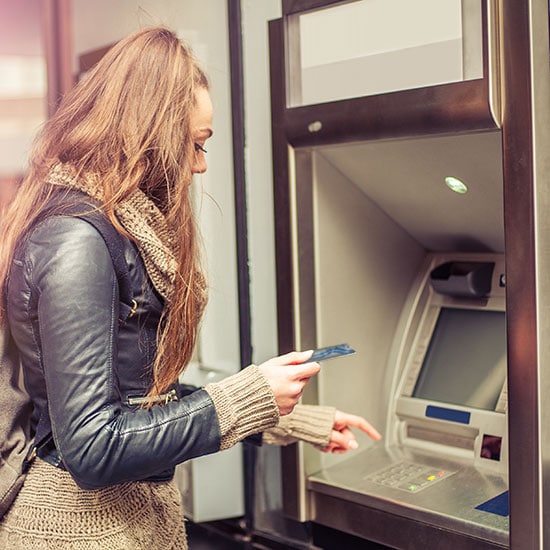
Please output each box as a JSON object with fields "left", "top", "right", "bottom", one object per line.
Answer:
{"left": 527, "top": 0, "right": 550, "bottom": 547}
{"left": 486, "top": 0, "right": 502, "bottom": 126}
{"left": 311, "top": 491, "right": 507, "bottom": 549}
{"left": 280, "top": 148, "right": 317, "bottom": 522}
{"left": 308, "top": 446, "right": 508, "bottom": 546}
{"left": 501, "top": 0, "right": 549, "bottom": 548}
{"left": 284, "top": 11, "right": 302, "bottom": 108}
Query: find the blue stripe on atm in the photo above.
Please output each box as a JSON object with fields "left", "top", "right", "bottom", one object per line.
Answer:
{"left": 425, "top": 405, "right": 471, "bottom": 424}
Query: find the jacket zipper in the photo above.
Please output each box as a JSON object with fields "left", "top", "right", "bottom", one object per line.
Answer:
{"left": 126, "top": 388, "right": 178, "bottom": 406}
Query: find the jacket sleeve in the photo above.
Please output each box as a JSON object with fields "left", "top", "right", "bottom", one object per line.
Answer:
{"left": 15, "top": 217, "right": 275, "bottom": 489}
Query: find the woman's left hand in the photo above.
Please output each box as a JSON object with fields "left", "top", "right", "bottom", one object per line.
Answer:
{"left": 320, "top": 411, "right": 382, "bottom": 454}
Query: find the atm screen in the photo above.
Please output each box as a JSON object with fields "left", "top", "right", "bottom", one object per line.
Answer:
{"left": 413, "top": 308, "right": 506, "bottom": 411}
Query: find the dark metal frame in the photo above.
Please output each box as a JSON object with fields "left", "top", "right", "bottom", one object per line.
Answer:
{"left": 42, "top": 0, "right": 73, "bottom": 114}
{"left": 282, "top": 0, "right": 359, "bottom": 16}
{"left": 501, "top": 2, "right": 540, "bottom": 548}
{"left": 227, "top": 0, "right": 256, "bottom": 534}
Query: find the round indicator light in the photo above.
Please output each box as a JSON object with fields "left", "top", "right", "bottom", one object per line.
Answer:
{"left": 445, "top": 176, "right": 468, "bottom": 194}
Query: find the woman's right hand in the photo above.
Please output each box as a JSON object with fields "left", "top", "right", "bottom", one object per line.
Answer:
{"left": 258, "top": 350, "right": 320, "bottom": 415}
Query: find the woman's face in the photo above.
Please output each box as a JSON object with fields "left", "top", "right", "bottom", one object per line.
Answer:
{"left": 190, "top": 87, "right": 213, "bottom": 175}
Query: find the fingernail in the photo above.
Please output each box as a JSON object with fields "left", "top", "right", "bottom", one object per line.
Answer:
{"left": 348, "top": 440, "right": 359, "bottom": 450}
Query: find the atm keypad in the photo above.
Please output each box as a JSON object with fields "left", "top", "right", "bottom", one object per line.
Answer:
{"left": 365, "top": 461, "right": 455, "bottom": 492}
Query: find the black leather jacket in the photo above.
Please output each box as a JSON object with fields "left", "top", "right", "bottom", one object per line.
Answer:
{"left": 7, "top": 213, "right": 221, "bottom": 490}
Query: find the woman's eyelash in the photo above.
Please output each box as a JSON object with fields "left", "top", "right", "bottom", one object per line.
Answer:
{"left": 194, "top": 143, "right": 207, "bottom": 153}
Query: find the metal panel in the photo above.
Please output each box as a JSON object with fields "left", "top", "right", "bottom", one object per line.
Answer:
{"left": 500, "top": 1, "right": 545, "bottom": 548}
{"left": 280, "top": 1, "right": 499, "bottom": 143}
{"left": 531, "top": 0, "right": 550, "bottom": 542}
{"left": 269, "top": 19, "right": 295, "bottom": 357}
{"left": 311, "top": 492, "right": 507, "bottom": 550}
{"left": 282, "top": 0, "right": 358, "bottom": 17}
{"left": 501, "top": 0, "right": 550, "bottom": 548}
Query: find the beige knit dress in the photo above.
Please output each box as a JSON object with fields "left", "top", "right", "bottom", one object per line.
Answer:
{"left": 0, "top": 460, "right": 187, "bottom": 549}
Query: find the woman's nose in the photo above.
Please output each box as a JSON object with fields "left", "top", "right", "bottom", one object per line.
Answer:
{"left": 191, "top": 155, "right": 207, "bottom": 175}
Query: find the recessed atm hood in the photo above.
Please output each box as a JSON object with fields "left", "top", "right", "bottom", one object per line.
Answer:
{"left": 316, "top": 130, "right": 504, "bottom": 253}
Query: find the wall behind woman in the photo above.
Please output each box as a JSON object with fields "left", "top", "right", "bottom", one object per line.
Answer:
{"left": 0, "top": 0, "right": 47, "bottom": 210}
{"left": 72, "top": 0, "right": 240, "bottom": 377}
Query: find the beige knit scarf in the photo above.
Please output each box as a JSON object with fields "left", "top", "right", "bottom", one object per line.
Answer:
{"left": 47, "top": 163, "right": 177, "bottom": 302}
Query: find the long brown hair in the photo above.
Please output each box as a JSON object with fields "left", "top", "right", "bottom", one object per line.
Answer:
{"left": 0, "top": 27, "right": 209, "bottom": 402}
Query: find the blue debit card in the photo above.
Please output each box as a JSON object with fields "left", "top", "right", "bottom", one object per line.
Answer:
{"left": 310, "top": 343, "right": 356, "bottom": 362}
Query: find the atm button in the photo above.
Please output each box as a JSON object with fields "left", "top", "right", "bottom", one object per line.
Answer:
{"left": 398, "top": 483, "right": 420, "bottom": 491}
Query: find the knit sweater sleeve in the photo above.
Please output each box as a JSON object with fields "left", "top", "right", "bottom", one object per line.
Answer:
{"left": 204, "top": 365, "right": 280, "bottom": 450}
{"left": 262, "top": 404, "right": 336, "bottom": 448}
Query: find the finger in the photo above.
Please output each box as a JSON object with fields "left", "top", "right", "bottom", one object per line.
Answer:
{"left": 276, "top": 350, "right": 314, "bottom": 366}
{"left": 259, "top": 351, "right": 312, "bottom": 370}
{"left": 291, "top": 360, "right": 321, "bottom": 379}
{"left": 329, "top": 429, "right": 359, "bottom": 451}
{"left": 335, "top": 412, "right": 382, "bottom": 441}
{"left": 354, "top": 418, "right": 382, "bottom": 440}
{"left": 265, "top": 350, "right": 313, "bottom": 366}
{"left": 319, "top": 441, "right": 340, "bottom": 453}
{"left": 337, "top": 427, "right": 355, "bottom": 440}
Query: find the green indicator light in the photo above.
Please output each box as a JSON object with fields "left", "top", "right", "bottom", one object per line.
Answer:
{"left": 444, "top": 176, "right": 468, "bottom": 194}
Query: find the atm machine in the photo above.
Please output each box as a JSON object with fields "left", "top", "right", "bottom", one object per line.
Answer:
{"left": 307, "top": 251, "right": 508, "bottom": 547}
{"left": 263, "top": 0, "right": 550, "bottom": 548}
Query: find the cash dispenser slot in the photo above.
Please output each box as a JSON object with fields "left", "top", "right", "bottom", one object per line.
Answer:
{"left": 430, "top": 261, "right": 495, "bottom": 298}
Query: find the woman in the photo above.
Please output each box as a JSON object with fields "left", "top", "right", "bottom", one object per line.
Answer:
{"left": 0, "top": 27, "right": 381, "bottom": 548}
